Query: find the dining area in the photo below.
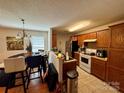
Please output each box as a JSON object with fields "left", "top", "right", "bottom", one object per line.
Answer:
{"left": 0, "top": 52, "right": 48, "bottom": 93}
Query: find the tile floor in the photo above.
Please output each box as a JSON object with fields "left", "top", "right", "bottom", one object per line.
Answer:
{"left": 77, "top": 66, "right": 121, "bottom": 93}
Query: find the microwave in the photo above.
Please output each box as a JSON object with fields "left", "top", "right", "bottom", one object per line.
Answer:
{"left": 96, "top": 49, "right": 107, "bottom": 58}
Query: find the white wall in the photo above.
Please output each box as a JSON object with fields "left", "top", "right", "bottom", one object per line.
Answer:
{"left": 0, "top": 27, "right": 49, "bottom": 62}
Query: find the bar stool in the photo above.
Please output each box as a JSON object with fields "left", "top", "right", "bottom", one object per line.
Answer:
{"left": 25, "top": 55, "right": 44, "bottom": 88}
{"left": 4, "top": 57, "right": 28, "bottom": 93}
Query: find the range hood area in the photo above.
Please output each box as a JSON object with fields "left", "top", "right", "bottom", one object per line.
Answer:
{"left": 83, "top": 39, "right": 97, "bottom": 42}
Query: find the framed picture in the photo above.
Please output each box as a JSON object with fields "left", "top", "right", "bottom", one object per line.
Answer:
{"left": 6, "top": 37, "right": 24, "bottom": 50}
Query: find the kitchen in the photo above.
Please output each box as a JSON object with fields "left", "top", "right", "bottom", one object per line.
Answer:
{"left": 52, "top": 22, "right": 124, "bottom": 93}
{"left": 0, "top": 0, "right": 124, "bottom": 93}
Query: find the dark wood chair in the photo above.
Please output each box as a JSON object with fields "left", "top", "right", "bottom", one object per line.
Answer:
{"left": 25, "top": 55, "right": 46, "bottom": 87}
{"left": 0, "top": 70, "right": 15, "bottom": 93}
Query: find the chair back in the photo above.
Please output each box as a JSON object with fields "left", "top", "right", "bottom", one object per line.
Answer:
{"left": 25, "top": 55, "right": 42, "bottom": 68}
{"left": 4, "top": 57, "right": 26, "bottom": 73}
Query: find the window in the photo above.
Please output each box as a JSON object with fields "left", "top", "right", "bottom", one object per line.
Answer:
{"left": 31, "top": 36, "right": 44, "bottom": 52}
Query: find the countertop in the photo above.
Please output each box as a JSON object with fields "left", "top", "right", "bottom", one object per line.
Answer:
{"left": 64, "top": 59, "right": 77, "bottom": 63}
{"left": 78, "top": 52, "right": 108, "bottom": 61}
{"left": 91, "top": 56, "right": 108, "bottom": 61}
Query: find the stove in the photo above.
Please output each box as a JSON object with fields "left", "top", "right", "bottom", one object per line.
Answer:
{"left": 79, "top": 49, "right": 96, "bottom": 73}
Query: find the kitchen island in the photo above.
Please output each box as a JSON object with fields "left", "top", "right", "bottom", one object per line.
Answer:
{"left": 48, "top": 51, "right": 77, "bottom": 82}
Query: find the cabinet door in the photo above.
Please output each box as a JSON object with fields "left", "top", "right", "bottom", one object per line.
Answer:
{"left": 107, "top": 66, "right": 124, "bottom": 92}
{"left": 77, "top": 32, "right": 96, "bottom": 47}
{"left": 109, "top": 49, "right": 124, "bottom": 69}
{"left": 97, "top": 29, "right": 110, "bottom": 48}
{"left": 91, "top": 58, "right": 106, "bottom": 81}
{"left": 52, "top": 34, "right": 57, "bottom": 48}
{"left": 52, "top": 33, "right": 57, "bottom": 48}
{"left": 74, "top": 53, "right": 80, "bottom": 66}
{"left": 87, "top": 32, "right": 96, "bottom": 39}
{"left": 63, "top": 61, "right": 76, "bottom": 80}
{"left": 77, "top": 35, "right": 84, "bottom": 47}
{"left": 110, "top": 23, "right": 124, "bottom": 49}
{"left": 107, "top": 49, "right": 124, "bottom": 92}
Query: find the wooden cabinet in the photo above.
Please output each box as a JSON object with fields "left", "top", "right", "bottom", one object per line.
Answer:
{"left": 77, "top": 35, "right": 84, "bottom": 47}
{"left": 63, "top": 60, "right": 77, "bottom": 80}
{"left": 74, "top": 52, "right": 80, "bottom": 66}
{"left": 110, "top": 23, "right": 124, "bottom": 49}
{"left": 97, "top": 29, "right": 110, "bottom": 48}
{"left": 108, "top": 49, "right": 124, "bottom": 69}
{"left": 107, "top": 66, "right": 124, "bottom": 92}
{"left": 77, "top": 32, "right": 96, "bottom": 47}
{"left": 91, "top": 57, "right": 106, "bottom": 81}
{"left": 87, "top": 32, "right": 96, "bottom": 39}
{"left": 107, "top": 23, "right": 124, "bottom": 92}
{"left": 52, "top": 31, "right": 57, "bottom": 48}
{"left": 107, "top": 49, "right": 124, "bottom": 92}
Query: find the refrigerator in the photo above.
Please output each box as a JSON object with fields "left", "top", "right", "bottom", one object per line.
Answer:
{"left": 71, "top": 41, "right": 79, "bottom": 57}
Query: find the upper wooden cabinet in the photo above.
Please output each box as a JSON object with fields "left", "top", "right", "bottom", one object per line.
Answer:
{"left": 110, "top": 23, "right": 124, "bottom": 49}
{"left": 97, "top": 29, "right": 110, "bottom": 48}
{"left": 77, "top": 32, "right": 96, "bottom": 47}
{"left": 86, "top": 32, "right": 96, "bottom": 39}
{"left": 52, "top": 31, "right": 57, "bottom": 48}
{"left": 77, "top": 35, "right": 84, "bottom": 47}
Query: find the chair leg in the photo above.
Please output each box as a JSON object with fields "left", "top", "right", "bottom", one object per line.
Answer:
{"left": 21, "top": 72, "right": 26, "bottom": 93}
{"left": 39, "top": 67, "right": 43, "bottom": 83}
{"left": 25, "top": 70, "right": 29, "bottom": 89}
{"left": 5, "top": 73, "right": 12, "bottom": 93}
{"left": 5, "top": 87, "right": 8, "bottom": 93}
{"left": 41, "top": 72, "right": 43, "bottom": 83}
{"left": 27, "top": 68, "right": 31, "bottom": 88}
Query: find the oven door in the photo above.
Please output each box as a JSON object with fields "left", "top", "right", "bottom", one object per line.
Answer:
{"left": 80, "top": 57, "right": 91, "bottom": 67}
{"left": 79, "top": 54, "right": 91, "bottom": 73}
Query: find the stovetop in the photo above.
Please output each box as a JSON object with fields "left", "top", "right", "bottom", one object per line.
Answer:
{"left": 83, "top": 53, "right": 96, "bottom": 56}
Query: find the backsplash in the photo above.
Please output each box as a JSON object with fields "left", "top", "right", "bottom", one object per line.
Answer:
{"left": 85, "top": 42, "right": 97, "bottom": 49}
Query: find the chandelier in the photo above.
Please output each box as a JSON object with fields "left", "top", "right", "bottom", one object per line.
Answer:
{"left": 17, "top": 18, "right": 31, "bottom": 39}
{"left": 21, "top": 19, "right": 26, "bottom": 38}
{"left": 16, "top": 18, "right": 32, "bottom": 52}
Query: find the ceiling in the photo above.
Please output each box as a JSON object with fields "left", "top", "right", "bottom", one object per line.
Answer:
{"left": 0, "top": 0, "right": 124, "bottom": 32}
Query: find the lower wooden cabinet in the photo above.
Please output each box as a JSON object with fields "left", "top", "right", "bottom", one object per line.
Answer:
{"left": 91, "top": 57, "right": 106, "bottom": 81}
{"left": 74, "top": 52, "right": 80, "bottom": 66}
{"left": 107, "top": 49, "right": 124, "bottom": 92}
{"left": 107, "top": 66, "right": 124, "bottom": 92}
{"left": 63, "top": 60, "right": 77, "bottom": 80}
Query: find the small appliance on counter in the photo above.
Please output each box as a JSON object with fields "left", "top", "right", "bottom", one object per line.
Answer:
{"left": 96, "top": 49, "right": 107, "bottom": 58}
